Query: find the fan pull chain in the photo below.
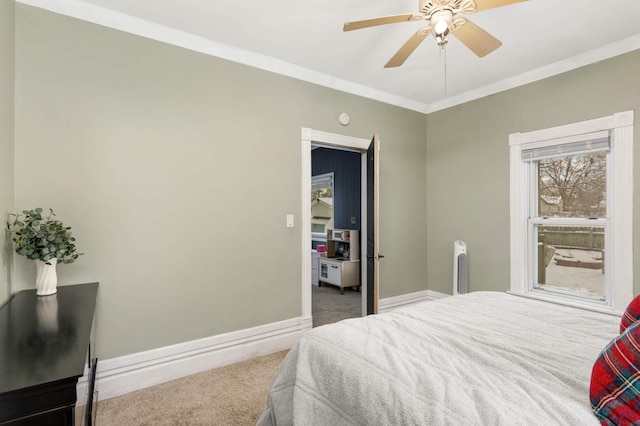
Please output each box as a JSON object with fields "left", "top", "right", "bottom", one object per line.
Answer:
{"left": 437, "top": 43, "right": 448, "bottom": 94}
{"left": 442, "top": 44, "right": 448, "bottom": 95}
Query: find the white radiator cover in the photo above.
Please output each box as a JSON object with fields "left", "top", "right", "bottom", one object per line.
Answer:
{"left": 453, "top": 241, "right": 468, "bottom": 295}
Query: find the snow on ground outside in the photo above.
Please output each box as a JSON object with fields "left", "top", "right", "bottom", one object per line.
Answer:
{"left": 544, "top": 249, "right": 605, "bottom": 297}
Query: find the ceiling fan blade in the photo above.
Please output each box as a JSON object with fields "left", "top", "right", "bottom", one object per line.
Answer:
{"left": 384, "top": 27, "right": 432, "bottom": 68}
{"left": 343, "top": 14, "right": 422, "bottom": 31}
{"left": 474, "top": 0, "right": 526, "bottom": 12}
{"left": 452, "top": 19, "right": 502, "bottom": 57}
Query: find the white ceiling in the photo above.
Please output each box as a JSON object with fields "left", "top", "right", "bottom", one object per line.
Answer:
{"left": 21, "top": 0, "right": 640, "bottom": 113}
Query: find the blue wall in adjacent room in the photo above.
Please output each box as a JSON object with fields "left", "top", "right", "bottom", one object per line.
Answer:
{"left": 312, "top": 147, "right": 361, "bottom": 231}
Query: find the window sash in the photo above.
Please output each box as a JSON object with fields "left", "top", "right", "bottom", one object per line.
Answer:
{"left": 527, "top": 149, "right": 609, "bottom": 220}
{"left": 527, "top": 219, "right": 609, "bottom": 303}
{"left": 526, "top": 151, "right": 610, "bottom": 305}
{"left": 529, "top": 217, "right": 607, "bottom": 226}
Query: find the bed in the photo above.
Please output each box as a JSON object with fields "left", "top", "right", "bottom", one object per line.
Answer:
{"left": 257, "top": 291, "right": 622, "bottom": 425}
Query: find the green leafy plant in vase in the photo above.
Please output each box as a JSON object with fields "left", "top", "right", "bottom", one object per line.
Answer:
{"left": 6, "top": 208, "right": 83, "bottom": 296}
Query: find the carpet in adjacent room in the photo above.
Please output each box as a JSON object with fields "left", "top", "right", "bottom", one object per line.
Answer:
{"left": 312, "top": 283, "right": 361, "bottom": 328}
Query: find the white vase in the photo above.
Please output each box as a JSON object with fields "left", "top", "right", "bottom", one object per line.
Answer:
{"left": 35, "top": 258, "right": 58, "bottom": 296}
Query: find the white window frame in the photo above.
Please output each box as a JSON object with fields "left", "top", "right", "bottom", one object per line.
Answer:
{"left": 509, "top": 111, "right": 634, "bottom": 314}
{"left": 311, "top": 172, "right": 334, "bottom": 240}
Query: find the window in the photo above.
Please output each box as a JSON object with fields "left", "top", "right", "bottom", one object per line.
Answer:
{"left": 532, "top": 147, "right": 607, "bottom": 301}
{"left": 311, "top": 173, "right": 334, "bottom": 235}
{"left": 509, "top": 111, "right": 634, "bottom": 313}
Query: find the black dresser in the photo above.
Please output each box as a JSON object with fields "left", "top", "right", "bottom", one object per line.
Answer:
{"left": 0, "top": 282, "right": 99, "bottom": 425}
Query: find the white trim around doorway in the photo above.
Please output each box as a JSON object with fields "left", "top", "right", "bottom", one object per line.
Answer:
{"left": 301, "top": 128, "right": 371, "bottom": 320}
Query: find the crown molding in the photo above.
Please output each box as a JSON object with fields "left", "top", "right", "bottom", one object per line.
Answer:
{"left": 425, "top": 34, "right": 640, "bottom": 113}
{"left": 16, "top": 0, "right": 429, "bottom": 113}
{"left": 16, "top": 0, "right": 640, "bottom": 115}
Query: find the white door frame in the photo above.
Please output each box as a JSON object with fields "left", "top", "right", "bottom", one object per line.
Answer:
{"left": 301, "top": 128, "right": 371, "bottom": 320}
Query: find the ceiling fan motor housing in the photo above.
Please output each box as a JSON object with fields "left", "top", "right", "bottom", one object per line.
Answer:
{"left": 419, "top": 0, "right": 477, "bottom": 16}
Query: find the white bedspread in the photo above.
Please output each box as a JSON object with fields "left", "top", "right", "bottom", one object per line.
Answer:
{"left": 258, "top": 292, "right": 620, "bottom": 425}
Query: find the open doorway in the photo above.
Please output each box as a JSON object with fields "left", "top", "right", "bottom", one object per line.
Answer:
{"left": 301, "top": 128, "right": 375, "bottom": 327}
{"left": 311, "top": 148, "right": 361, "bottom": 327}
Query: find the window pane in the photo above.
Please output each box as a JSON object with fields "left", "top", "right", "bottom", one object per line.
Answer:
{"left": 535, "top": 225, "right": 605, "bottom": 300}
{"left": 311, "top": 186, "right": 333, "bottom": 232}
{"left": 538, "top": 152, "right": 606, "bottom": 218}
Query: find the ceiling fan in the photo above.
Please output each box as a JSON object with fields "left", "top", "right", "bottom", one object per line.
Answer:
{"left": 343, "top": 0, "right": 526, "bottom": 68}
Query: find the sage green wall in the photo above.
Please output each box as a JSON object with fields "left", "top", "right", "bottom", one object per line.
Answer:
{"left": 14, "top": 5, "right": 427, "bottom": 359}
{"left": 426, "top": 49, "right": 640, "bottom": 295}
{"left": 0, "top": 0, "right": 15, "bottom": 306}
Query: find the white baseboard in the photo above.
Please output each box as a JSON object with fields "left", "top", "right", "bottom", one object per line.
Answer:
{"left": 378, "top": 289, "right": 449, "bottom": 314}
{"left": 77, "top": 316, "right": 312, "bottom": 405}
{"left": 76, "top": 290, "right": 447, "bottom": 405}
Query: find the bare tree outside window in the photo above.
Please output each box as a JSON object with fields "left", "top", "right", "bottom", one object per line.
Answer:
{"left": 536, "top": 152, "right": 607, "bottom": 299}
{"left": 312, "top": 187, "right": 333, "bottom": 202}
{"left": 538, "top": 152, "right": 606, "bottom": 218}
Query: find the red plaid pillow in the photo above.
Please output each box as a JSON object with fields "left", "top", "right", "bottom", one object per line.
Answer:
{"left": 590, "top": 321, "right": 640, "bottom": 425}
{"left": 620, "top": 295, "right": 640, "bottom": 334}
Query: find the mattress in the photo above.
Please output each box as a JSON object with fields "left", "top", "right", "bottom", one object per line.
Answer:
{"left": 258, "top": 291, "right": 620, "bottom": 425}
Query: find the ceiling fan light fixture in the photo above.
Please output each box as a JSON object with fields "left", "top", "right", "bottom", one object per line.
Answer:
{"left": 433, "top": 19, "right": 449, "bottom": 35}
{"left": 431, "top": 10, "right": 453, "bottom": 35}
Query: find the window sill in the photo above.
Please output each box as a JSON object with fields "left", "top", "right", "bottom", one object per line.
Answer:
{"left": 507, "top": 290, "right": 622, "bottom": 317}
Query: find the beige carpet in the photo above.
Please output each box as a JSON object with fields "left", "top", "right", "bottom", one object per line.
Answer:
{"left": 88, "top": 350, "right": 288, "bottom": 425}
{"left": 81, "top": 287, "right": 358, "bottom": 425}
